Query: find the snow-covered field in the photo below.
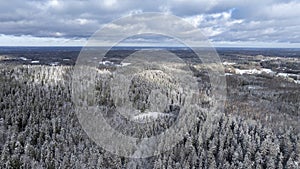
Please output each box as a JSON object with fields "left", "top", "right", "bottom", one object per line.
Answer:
{"left": 234, "top": 68, "right": 274, "bottom": 75}
{"left": 230, "top": 68, "right": 299, "bottom": 84}
{"left": 131, "top": 112, "right": 174, "bottom": 122}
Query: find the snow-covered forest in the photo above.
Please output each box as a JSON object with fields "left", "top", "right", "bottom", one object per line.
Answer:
{"left": 0, "top": 64, "right": 299, "bottom": 169}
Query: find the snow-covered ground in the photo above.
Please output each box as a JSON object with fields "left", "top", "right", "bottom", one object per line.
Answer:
{"left": 20, "top": 57, "right": 30, "bottom": 61}
{"left": 31, "top": 60, "right": 40, "bottom": 64}
{"left": 99, "top": 61, "right": 132, "bottom": 67}
{"left": 234, "top": 68, "right": 275, "bottom": 75}
{"left": 99, "top": 60, "right": 114, "bottom": 66}
{"left": 232, "top": 68, "right": 299, "bottom": 84}
{"left": 131, "top": 112, "right": 173, "bottom": 122}
{"left": 120, "top": 62, "right": 131, "bottom": 67}
{"left": 49, "top": 62, "right": 59, "bottom": 66}
{"left": 0, "top": 55, "right": 11, "bottom": 61}
{"left": 277, "top": 73, "right": 300, "bottom": 84}
{"left": 223, "top": 62, "right": 236, "bottom": 66}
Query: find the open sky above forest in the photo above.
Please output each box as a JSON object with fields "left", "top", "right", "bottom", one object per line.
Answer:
{"left": 0, "top": 0, "right": 299, "bottom": 47}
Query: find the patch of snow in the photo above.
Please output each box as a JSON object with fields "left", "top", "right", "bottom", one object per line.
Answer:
{"left": 277, "top": 73, "right": 289, "bottom": 78}
{"left": 278, "top": 73, "right": 300, "bottom": 79}
{"left": 49, "top": 62, "right": 59, "bottom": 66}
{"left": 223, "top": 62, "right": 236, "bottom": 66}
{"left": 225, "top": 73, "right": 233, "bottom": 76}
{"left": 20, "top": 57, "right": 29, "bottom": 61}
{"left": 234, "top": 68, "right": 274, "bottom": 75}
{"left": 31, "top": 60, "right": 40, "bottom": 64}
{"left": 276, "top": 73, "right": 300, "bottom": 84}
{"left": 246, "top": 85, "right": 264, "bottom": 90}
{"left": 131, "top": 112, "right": 173, "bottom": 122}
{"left": 233, "top": 68, "right": 300, "bottom": 84}
{"left": 248, "top": 86, "right": 256, "bottom": 89}
{"left": 235, "top": 69, "right": 261, "bottom": 75}
{"left": 261, "top": 68, "right": 274, "bottom": 74}
{"left": 0, "top": 55, "right": 11, "bottom": 61}
{"left": 63, "top": 58, "right": 70, "bottom": 61}
{"left": 99, "top": 61, "right": 114, "bottom": 66}
{"left": 120, "top": 62, "right": 131, "bottom": 67}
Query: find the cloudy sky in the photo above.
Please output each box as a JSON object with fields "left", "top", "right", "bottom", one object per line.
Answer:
{"left": 0, "top": 0, "right": 299, "bottom": 47}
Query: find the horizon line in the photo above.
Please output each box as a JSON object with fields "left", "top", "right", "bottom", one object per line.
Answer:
{"left": 0, "top": 46, "right": 300, "bottom": 49}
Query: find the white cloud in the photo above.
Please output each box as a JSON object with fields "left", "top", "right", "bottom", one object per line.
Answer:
{"left": 75, "top": 18, "right": 96, "bottom": 25}
{"left": 184, "top": 9, "right": 244, "bottom": 37}
{"left": 126, "top": 10, "right": 144, "bottom": 16}
{"left": 267, "top": 1, "right": 300, "bottom": 19}
{"left": 0, "top": 34, "right": 86, "bottom": 46}
{"left": 48, "top": 0, "right": 60, "bottom": 8}
{"left": 184, "top": 15, "right": 204, "bottom": 28}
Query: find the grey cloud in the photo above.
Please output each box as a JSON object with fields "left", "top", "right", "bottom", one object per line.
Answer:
{"left": 0, "top": 0, "right": 299, "bottom": 46}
